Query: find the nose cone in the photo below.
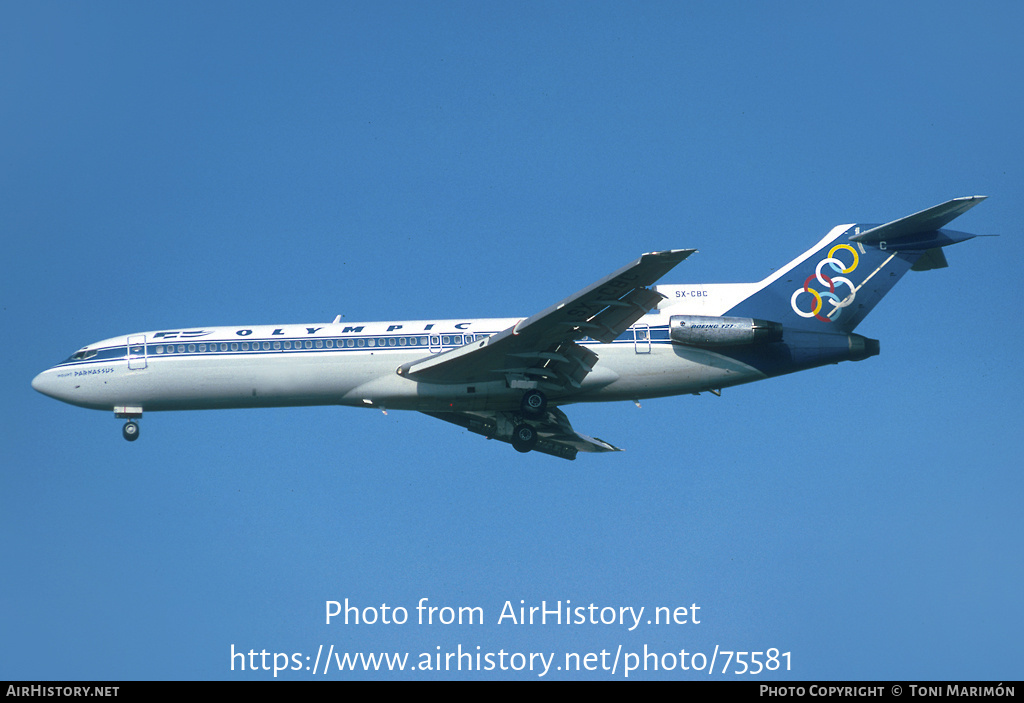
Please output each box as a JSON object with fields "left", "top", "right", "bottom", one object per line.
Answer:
{"left": 32, "top": 366, "right": 106, "bottom": 410}
{"left": 32, "top": 369, "right": 61, "bottom": 399}
{"left": 32, "top": 368, "right": 80, "bottom": 405}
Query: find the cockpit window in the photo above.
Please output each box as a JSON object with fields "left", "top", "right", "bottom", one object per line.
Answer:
{"left": 70, "top": 349, "right": 98, "bottom": 361}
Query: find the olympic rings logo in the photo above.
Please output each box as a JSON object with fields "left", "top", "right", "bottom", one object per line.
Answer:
{"left": 790, "top": 244, "right": 859, "bottom": 322}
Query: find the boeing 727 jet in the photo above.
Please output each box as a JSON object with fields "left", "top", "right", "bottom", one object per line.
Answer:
{"left": 32, "top": 197, "right": 986, "bottom": 459}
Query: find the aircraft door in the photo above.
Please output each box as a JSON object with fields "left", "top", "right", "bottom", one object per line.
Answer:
{"left": 634, "top": 324, "right": 651, "bottom": 354}
{"left": 127, "top": 335, "right": 148, "bottom": 370}
{"left": 429, "top": 335, "right": 442, "bottom": 353}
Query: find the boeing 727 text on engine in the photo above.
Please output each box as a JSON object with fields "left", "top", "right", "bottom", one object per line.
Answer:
{"left": 32, "top": 197, "right": 986, "bottom": 459}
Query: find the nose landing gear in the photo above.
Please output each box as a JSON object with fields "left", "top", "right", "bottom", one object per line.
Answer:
{"left": 122, "top": 421, "right": 140, "bottom": 442}
{"left": 115, "top": 406, "right": 143, "bottom": 442}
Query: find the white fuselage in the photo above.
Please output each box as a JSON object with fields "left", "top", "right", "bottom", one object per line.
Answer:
{"left": 32, "top": 287, "right": 767, "bottom": 416}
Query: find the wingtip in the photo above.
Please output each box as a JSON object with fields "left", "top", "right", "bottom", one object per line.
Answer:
{"left": 644, "top": 248, "right": 697, "bottom": 257}
{"left": 663, "top": 248, "right": 698, "bottom": 260}
{"left": 950, "top": 194, "right": 988, "bottom": 207}
{"left": 949, "top": 195, "right": 988, "bottom": 214}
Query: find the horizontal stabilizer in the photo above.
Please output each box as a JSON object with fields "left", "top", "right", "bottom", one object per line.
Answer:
{"left": 725, "top": 196, "right": 987, "bottom": 333}
{"left": 850, "top": 196, "right": 986, "bottom": 244}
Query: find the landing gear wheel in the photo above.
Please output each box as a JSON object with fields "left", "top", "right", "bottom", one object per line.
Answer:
{"left": 520, "top": 389, "right": 547, "bottom": 420}
{"left": 511, "top": 423, "right": 538, "bottom": 453}
{"left": 122, "top": 421, "right": 140, "bottom": 442}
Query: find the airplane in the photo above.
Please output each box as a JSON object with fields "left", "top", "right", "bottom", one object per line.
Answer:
{"left": 32, "top": 196, "right": 987, "bottom": 460}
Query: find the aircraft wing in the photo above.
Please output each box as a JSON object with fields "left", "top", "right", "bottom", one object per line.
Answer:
{"left": 397, "top": 249, "right": 695, "bottom": 388}
{"left": 423, "top": 407, "right": 621, "bottom": 461}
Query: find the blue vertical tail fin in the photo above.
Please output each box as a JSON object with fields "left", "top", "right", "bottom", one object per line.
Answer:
{"left": 724, "top": 197, "right": 986, "bottom": 333}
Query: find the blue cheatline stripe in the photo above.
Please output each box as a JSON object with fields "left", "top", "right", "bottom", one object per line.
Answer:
{"left": 53, "top": 324, "right": 677, "bottom": 368}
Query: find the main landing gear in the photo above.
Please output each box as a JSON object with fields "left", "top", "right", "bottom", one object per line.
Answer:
{"left": 520, "top": 389, "right": 547, "bottom": 420}
{"left": 511, "top": 390, "right": 547, "bottom": 453}
{"left": 511, "top": 423, "right": 538, "bottom": 453}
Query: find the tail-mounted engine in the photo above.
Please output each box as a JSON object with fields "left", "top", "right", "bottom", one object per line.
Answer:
{"left": 669, "top": 315, "right": 783, "bottom": 347}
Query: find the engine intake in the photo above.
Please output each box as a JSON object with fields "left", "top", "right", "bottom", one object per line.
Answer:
{"left": 669, "top": 315, "right": 783, "bottom": 347}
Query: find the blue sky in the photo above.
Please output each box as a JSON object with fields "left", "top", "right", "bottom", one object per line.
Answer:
{"left": 2, "top": 1, "right": 1021, "bottom": 680}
